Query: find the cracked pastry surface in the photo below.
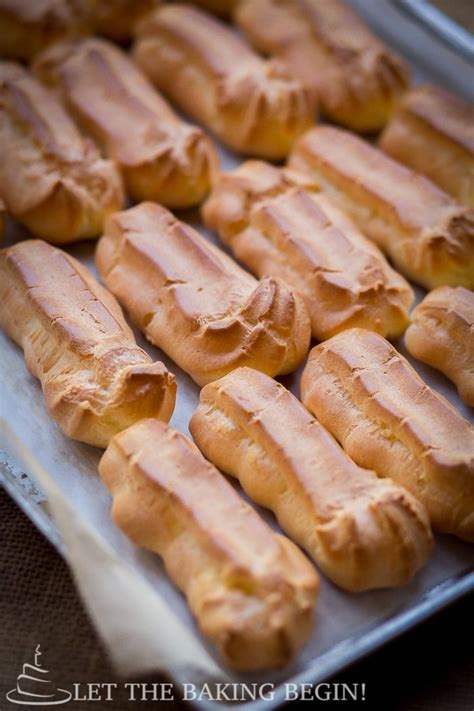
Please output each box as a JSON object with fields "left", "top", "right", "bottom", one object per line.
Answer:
{"left": 0, "top": 62, "right": 123, "bottom": 244}
{"left": 379, "top": 84, "right": 474, "bottom": 208}
{"left": 99, "top": 418, "right": 319, "bottom": 671}
{"left": 405, "top": 286, "right": 474, "bottom": 407}
{"left": 301, "top": 328, "right": 474, "bottom": 542}
{"left": 95, "top": 202, "right": 310, "bottom": 386}
{"left": 289, "top": 126, "right": 474, "bottom": 290}
{"left": 0, "top": 240, "right": 176, "bottom": 448}
{"left": 33, "top": 38, "right": 217, "bottom": 209}
{"left": 235, "top": 0, "right": 409, "bottom": 132}
{"left": 203, "top": 160, "right": 414, "bottom": 340}
{"left": 132, "top": 3, "right": 317, "bottom": 159}
{"left": 190, "top": 367, "right": 432, "bottom": 591}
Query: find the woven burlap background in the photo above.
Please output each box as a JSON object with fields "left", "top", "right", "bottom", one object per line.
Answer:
{"left": 0, "top": 487, "right": 473, "bottom": 710}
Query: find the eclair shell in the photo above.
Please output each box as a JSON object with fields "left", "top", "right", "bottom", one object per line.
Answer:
{"left": 99, "top": 418, "right": 319, "bottom": 671}
{"left": 301, "top": 328, "right": 474, "bottom": 542}
{"left": 95, "top": 202, "right": 310, "bottom": 385}
{"left": 0, "top": 240, "right": 176, "bottom": 447}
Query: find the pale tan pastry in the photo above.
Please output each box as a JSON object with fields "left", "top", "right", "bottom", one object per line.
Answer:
{"left": 301, "top": 328, "right": 474, "bottom": 542}
{"left": 96, "top": 202, "right": 310, "bottom": 386}
{"left": 33, "top": 39, "right": 217, "bottom": 209}
{"left": 0, "top": 62, "right": 123, "bottom": 244}
{"left": 99, "top": 418, "right": 319, "bottom": 671}
{"left": 0, "top": 0, "right": 93, "bottom": 61}
{"left": 235, "top": 0, "right": 409, "bottom": 133}
{"left": 405, "top": 286, "right": 474, "bottom": 407}
{"left": 132, "top": 4, "right": 317, "bottom": 160}
{"left": 380, "top": 85, "right": 474, "bottom": 208}
{"left": 190, "top": 367, "right": 432, "bottom": 592}
{"left": 186, "top": 0, "right": 239, "bottom": 17}
{"left": 90, "top": 0, "right": 160, "bottom": 42}
{"left": 203, "top": 160, "right": 414, "bottom": 340}
{"left": 289, "top": 126, "right": 474, "bottom": 290}
{"left": 0, "top": 240, "right": 176, "bottom": 448}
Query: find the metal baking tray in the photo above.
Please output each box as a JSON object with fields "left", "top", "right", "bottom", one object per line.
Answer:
{"left": 1, "top": 2, "right": 473, "bottom": 709}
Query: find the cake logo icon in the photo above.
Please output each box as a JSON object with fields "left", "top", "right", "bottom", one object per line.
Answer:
{"left": 6, "top": 645, "right": 72, "bottom": 706}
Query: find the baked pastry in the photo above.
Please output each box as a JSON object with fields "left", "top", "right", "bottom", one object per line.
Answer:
{"left": 33, "top": 38, "right": 217, "bottom": 209}
{"left": 96, "top": 202, "right": 310, "bottom": 386}
{"left": 405, "top": 286, "right": 474, "bottom": 407}
{"left": 379, "top": 85, "right": 474, "bottom": 208}
{"left": 0, "top": 240, "right": 176, "bottom": 448}
{"left": 301, "top": 328, "right": 474, "bottom": 542}
{"left": 132, "top": 4, "right": 317, "bottom": 159}
{"left": 186, "top": 0, "right": 239, "bottom": 17}
{"left": 190, "top": 367, "right": 432, "bottom": 591}
{"left": 235, "top": 0, "right": 409, "bottom": 133}
{"left": 203, "top": 160, "right": 414, "bottom": 340}
{"left": 0, "top": 62, "right": 123, "bottom": 244}
{"left": 99, "top": 418, "right": 319, "bottom": 670}
{"left": 0, "top": 0, "right": 92, "bottom": 61}
{"left": 90, "top": 0, "right": 159, "bottom": 42}
{"left": 289, "top": 126, "right": 474, "bottom": 290}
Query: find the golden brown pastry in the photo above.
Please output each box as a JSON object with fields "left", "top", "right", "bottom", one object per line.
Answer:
{"left": 289, "top": 126, "right": 474, "bottom": 290}
{"left": 301, "top": 328, "right": 474, "bottom": 542}
{"left": 132, "top": 4, "right": 317, "bottom": 159}
{"left": 190, "top": 367, "right": 432, "bottom": 592}
{"left": 235, "top": 0, "right": 409, "bottom": 133}
{"left": 203, "top": 160, "right": 414, "bottom": 340}
{"left": 0, "top": 0, "right": 92, "bottom": 61}
{"left": 33, "top": 38, "right": 217, "bottom": 209}
{"left": 405, "top": 286, "right": 474, "bottom": 407}
{"left": 91, "top": 0, "right": 159, "bottom": 42}
{"left": 99, "top": 418, "right": 319, "bottom": 671}
{"left": 0, "top": 62, "right": 123, "bottom": 244}
{"left": 0, "top": 240, "right": 176, "bottom": 448}
{"left": 96, "top": 202, "right": 311, "bottom": 386}
{"left": 186, "top": 0, "right": 239, "bottom": 17}
{"left": 379, "top": 85, "right": 474, "bottom": 208}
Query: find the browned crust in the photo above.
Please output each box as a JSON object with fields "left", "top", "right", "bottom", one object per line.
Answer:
{"left": 0, "top": 240, "right": 176, "bottom": 447}
{"left": 91, "top": 0, "right": 160, "bottom": 42}
{"left": 95, "top": 202, "right": 310, "bottom": 385}
{"left": 132, "top": 4, "right": 317, "bottom": 159}
{"left": 289, "top": 126, "right": 474, "bottom": 289}
{"left": 0, "top": 61, "right": 123, "bottom": 243}
{"left": 300, "top": 328, "right": 474, "bottom": 542}
{"left": 190, "top": 367, "right": 432, "bottom": 591}
{"left": 33, "top": 38, "right": 217, "bottom": 208}
{"left": 186, "top": 0, "right": 239, "bottom": 17}
{"left": 380, "top": 85, "right": 474, "bottom": 208}
{"left": 405, "top": 286, "right": 474, "bottom": 406}
{"left": 203, "top": 160, "right": 414, "bottom": 340}
{"left": 98, "top": 418, "right": 319, "bottom": 670}
{"left": 235, "top": 0, "right": 409, "bottom": 132}
{"left": 0, "top": 199, "right": 5, "bottom": 241}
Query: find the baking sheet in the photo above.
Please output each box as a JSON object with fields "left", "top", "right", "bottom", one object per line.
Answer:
{"left": 1, "top": 2, "right": 473, "bottom": 708}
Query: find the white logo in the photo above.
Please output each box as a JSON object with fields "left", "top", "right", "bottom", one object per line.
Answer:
{"left": 6, "top": 645, "right": 72, "bottom": 706}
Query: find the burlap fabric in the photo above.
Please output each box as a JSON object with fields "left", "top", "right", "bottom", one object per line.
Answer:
{"left": 0, "top": 487, "right": 473, "bottom": 710}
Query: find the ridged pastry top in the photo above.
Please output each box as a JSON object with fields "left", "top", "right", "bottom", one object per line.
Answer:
{"left": 0, "top": 240, "right": 176, "bottom": 446}
{"left": 191, "top": 367, "right": 432, "bottom": 591}
{"left": 33, "top": 38, "right": 209, "bottom": 169}
{"left": 133, "top": 4, "right": 316, "bottom": 158}
{"left": 289, "top": 126, "right": 474, "bottom": 288}
{"left": 235, "top": 0, "right": 409, "bottom": 130}
{"left": 96, "top": 202, "right": 310, "bottom": 385}
{"left": 0, "top": 61, "right": 122, "bottom": 219}
{"left": 99, "top": 418, "right": 318, "bottom": 670}
{"left": 397, "top": 85, "right": 474, "bottom": 154}
{"left": 409, "top": 286, "right": 474, "bottom": 343}
{"left": 203, "top": 160, "right": 413, "bottom": 339}
{"left": 301, "top": 328, "right": 474, "bottom": 540}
